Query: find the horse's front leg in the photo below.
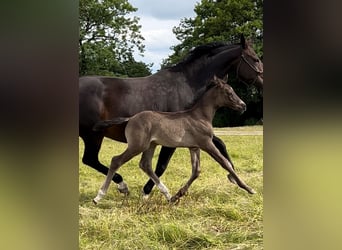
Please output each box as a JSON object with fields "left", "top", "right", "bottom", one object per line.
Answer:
{"left": 212, "top": 135, "right": 235, "bottom": 169}
{"left": 142, "top": 146, "right": 176, "bottom": 197}
{"left": 202, "top": 141, "right": 256, "bottom": 194}
{"left": 81, "top": 133, "right": 128, "bottom": 194}
{"left": 212, "top": 135, "right": 236, "bottom": 185}
{"left": 171, "top": 148, "right": 201, "bottom": 203}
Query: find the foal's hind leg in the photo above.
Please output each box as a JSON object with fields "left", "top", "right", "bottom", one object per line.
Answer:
{"left": 171, "top": 148, "right": 201, "bottom": 203}
{"left": 139, "top": 144, "right": 172, "bottom": 201}
{"left": 93, "top": 148, "right": 140, "bottom": 204}
{"left": 80, "top": 133, "right": 128, "bottom": 194}
{"left": 202, "top": 141, "right": 256, "bottom": 194}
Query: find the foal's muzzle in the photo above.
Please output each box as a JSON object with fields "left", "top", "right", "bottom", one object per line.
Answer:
{"left": 238, "top": 102, "right": 247, "bottom": 114}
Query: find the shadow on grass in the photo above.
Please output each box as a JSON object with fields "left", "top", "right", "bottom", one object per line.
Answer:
{"left": 79, "top": 192, "right": 95, "bottom": 204}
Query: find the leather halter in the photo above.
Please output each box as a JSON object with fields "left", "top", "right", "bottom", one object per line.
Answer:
{"left": 237, "top": 53, "right": 263, "bottom": 86}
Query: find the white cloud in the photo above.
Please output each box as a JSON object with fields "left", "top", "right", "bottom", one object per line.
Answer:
{"left": 132, "top": 17, "right": 180, "bottom": 72}
{"left": 139, "top": 17, "right": 179, "bottom": 50}
{"left": 129, "top": 0, "right": 198, "bottom": 20}
{"left": 128, "top": 0, "right": 198, "bottom": 72}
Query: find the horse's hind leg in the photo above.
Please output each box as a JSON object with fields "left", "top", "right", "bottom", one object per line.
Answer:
{"left": 171, "top": 148, "right": 201, "bottom": 203}
{"left": 93, "top": 147, "right": 140, "bottom": 204}
{"left": 139, "top": 144, "right": 172, "bottom": 201}
{"left": 202, "top": 141, "right": 256, "bottom": 194}
{"left": 81, "top": 133, "right": 128, "bottom": 194}
{"left": 142, "top": 146, "right": 176, "bottom": 197}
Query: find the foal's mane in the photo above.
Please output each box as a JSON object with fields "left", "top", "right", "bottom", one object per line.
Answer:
{"left": 167, "top": 42, "right": 240, "bottom": 72}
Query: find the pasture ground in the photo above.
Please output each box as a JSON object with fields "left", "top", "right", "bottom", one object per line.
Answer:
{"left": 79, "top": 126, "right": 263, "bottom": 249}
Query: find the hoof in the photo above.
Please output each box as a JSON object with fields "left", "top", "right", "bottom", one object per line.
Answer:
{"left": 170, "top": 196, "right": 180, "bottom": 204}
{"left": 117, "top": 182, "right": 129, "bottom": 195}
{"left": 248, "top": 188, "right": 257, "bottom": 194}
{"left": 92, "top": 199, "right": 98, "bottom": 205}
{"left": 118, "top": 187, "right": 129, "bottom": 195}
{"left": 141, "top": 190, "right": 150, "bottom": 201}
{"left": 227, "top": 174, "right": 237, "bottom": 184}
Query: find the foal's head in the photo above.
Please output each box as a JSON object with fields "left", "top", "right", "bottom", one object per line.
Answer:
{"left": 211, "top": 75, "right": 246, "bottom": 114}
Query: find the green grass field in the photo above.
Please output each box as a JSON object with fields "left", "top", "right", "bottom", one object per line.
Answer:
{"left": 79, "top": 126, "right": 263, "bottom": 249}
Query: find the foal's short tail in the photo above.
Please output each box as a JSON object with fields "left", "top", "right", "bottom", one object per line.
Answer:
{"left": 93, "top": 117, "right": 130, "bottom": 131}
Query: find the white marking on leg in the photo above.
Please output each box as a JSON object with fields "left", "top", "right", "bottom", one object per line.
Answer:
{"left": 141, "top": 190, "right": 150, "bottom": 201}
{"left": 157, "top": 182, "right": 171, "bottom": 201}
{"left": 93, "top": 189, "right": 106, "bottom": 204}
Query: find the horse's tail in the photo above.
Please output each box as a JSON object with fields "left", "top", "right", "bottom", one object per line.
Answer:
{"left": 93, "top": 117, "right": 130, "bottom": 131}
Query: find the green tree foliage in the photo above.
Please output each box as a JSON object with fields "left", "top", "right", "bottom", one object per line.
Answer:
{"left": 163, "top": 0, "right": 263, "bottom": 126}
{"left": 79, "top": 0, "right": 151, "bottom": 77}
{"left": 163, "top": 0, "right": 263, "bottom": 66}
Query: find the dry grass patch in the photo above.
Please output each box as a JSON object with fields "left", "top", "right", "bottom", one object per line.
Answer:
{"left": 79, "top": 126, "right": 263, "bottom": 249}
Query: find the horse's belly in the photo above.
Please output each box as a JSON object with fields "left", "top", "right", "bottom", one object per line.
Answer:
{"left": 104, "top": 124, "right": 127, "bottom": 143}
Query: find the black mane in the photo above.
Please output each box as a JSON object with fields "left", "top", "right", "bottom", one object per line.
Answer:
{"left": 167, "top": 42, "right": 240, "bottom": 72}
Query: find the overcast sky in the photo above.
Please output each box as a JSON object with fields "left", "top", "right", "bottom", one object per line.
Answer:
{"left": 128, "top": 0, "right": 199, "bottom": 72}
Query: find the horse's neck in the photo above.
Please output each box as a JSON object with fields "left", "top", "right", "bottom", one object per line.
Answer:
{"left": 186, "top": 46, "right": 242, "bottom": 90}
{"left": 191, "top": 87, "right": 220, "bottom": 122}
{"left": 211, "top": 46, "right": 241, "bottom": 74}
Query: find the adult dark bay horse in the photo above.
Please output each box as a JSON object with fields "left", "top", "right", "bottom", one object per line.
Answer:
{"left": 92, "top": 76, "right": 255, "bottom": 204}
{"left": 79, "top": 35, "right": 263, "bottom": 196}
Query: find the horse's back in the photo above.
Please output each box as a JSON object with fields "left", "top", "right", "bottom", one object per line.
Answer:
{"left": 78, "top": 73, "right": 193, "bottom": 140}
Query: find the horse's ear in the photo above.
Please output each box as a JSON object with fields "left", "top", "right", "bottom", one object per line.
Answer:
{"left": 223, "top": 74, "right": 229, "bottom": 83}
{"left": 240, "top": 34, "right": 247, "bottom": 49}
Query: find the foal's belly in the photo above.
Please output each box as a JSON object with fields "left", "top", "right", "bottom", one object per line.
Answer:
{"left": 151, "top": 129, "right": 197, "bottom": 148}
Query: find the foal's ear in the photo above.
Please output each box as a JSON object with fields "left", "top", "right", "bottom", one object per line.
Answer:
{"left": 223, "top": 74, "right": 229, "bottom": 83}
{"left": 240, "top": 34, "right": 247, "bottom": 49}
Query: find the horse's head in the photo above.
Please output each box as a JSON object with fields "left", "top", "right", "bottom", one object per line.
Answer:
{"left": 237, "top": 35, "right": 263, "bottom": 89}
{"left": 212, "top": 75, "right": 246, "bottom": 114}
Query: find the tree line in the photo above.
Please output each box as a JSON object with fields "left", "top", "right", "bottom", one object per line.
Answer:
{"left": 79, "top": 0, "right": 263, "bottom": 126}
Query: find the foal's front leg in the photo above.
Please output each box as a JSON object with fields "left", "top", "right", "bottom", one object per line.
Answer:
{"left": 171, "top": 148, "right": 201, "bottom": 203}
{"left": 202, "top": 141, "right": 256, "bottom": 194}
